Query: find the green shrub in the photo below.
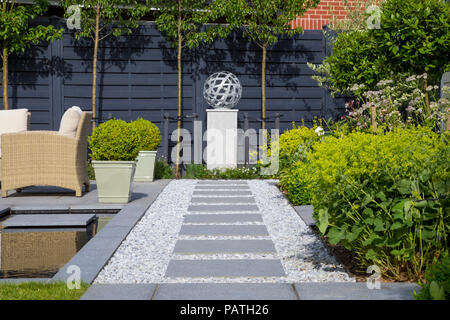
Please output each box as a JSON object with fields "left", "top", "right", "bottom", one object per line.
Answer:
{"left": 87, "top": 161, "right": 95, "bottom": 180}
{"left": 88, "top": 119, "right": 141, "bottom": 161}
{"left": 310, "top": 0, "right": 450, "bottom": 95}
{"left": 414, "top": 255, "right": 450, "bottom": 300}
{"left": 154, "top": 159, "right": 175, "bottom": 179}
{"left": 184, "top": 164, "right": 261, "bottom": 179}
{"left": 279, "top": 124, "right": 319, "bottom": 157}
{"left": 279, "top": 161, "right": 314, "bottom": 205}
{"left": 308, "top": 127, "right": 449, "bottom": 280}
{"left": 132, "top": 118, "right": 161, "bottom": 151}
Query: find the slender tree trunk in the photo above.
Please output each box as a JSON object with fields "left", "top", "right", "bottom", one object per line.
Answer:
{"left": 175, "top": 7, "right": 183, "bottom": 178}
{"left": 261, "top": 45, "right": 267, "bottom": 130}
{"left": 91, "top": 4, "right": 101, "bottom": 130}
{"left": 2, "top": 46, "right": 8, "bottom": 110}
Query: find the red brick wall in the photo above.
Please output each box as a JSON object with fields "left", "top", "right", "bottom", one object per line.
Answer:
{"left": 292, "top": 0, "right": 356, "bottom": 30}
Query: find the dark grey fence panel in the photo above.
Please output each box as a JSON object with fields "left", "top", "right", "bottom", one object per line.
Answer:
{"left": 1, "top": 18, "right": 346, "bottom": 162}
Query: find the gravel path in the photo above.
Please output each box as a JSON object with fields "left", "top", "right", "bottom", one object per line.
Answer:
{"left": 94, "top": 180, "right": 354, "bottom": 284}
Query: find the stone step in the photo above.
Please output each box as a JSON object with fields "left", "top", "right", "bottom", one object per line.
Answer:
{"left": 165, "top": 259, "right": 286, "bottom": 277}
{"left": 188, "top": 205, "right": 259, "bottom": 212}
{"left": 173, "top": 240, "right": 276, "bottom": 254}
{"left": 190, "top": 197, "right": 255, "bottom": 204}
{"left": 195, "top": 186, "right": 250, "bottom": 190}
{"left": 154, "top": 283, "right": 297, "bottom": 300}
{"left": 193, "top": 191, "right": 253, "bottom": 196}
{"left": 179, "top": 224, "right": 269, "bottom": 236}
{"left": 184, "top": 214, "right": 263, "bottom": 223}
{"left": 196, "top": 181, "right": 248, "bottom": 185}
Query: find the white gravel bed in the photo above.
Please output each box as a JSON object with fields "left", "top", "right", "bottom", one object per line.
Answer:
{"left": 94, "top": 179, "right": 354, "bottom": 284}
{"left": 248, "top": 180, "right": 354, "bottom": 283}
{"left": 177, "top": 235, "right": 271, "bottom": 240}
{"left": 94, "top": 180, "right": 192, "bottom": 284}
{"left": 171, "top": 253, "right": 279, "bottom": 260}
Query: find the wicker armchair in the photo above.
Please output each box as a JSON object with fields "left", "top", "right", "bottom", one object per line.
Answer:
{"left": 1, "top": 112, "right": 92, "bottom": 197}
{"left": 0, "top": 112, "right": 30, "bottom": 182}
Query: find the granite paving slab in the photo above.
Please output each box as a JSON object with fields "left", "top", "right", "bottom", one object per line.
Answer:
{"left": 173, "top": 240, "right": 276, "bottom": 254}
{"left": 193, "top": 191, "right": 253, "bottom": 196}
{"left": 81, "top": 284, "right": 157, "bottom": 300}
{"left": 294, "top": 282, "right": 420, "bottom": 300}
{"left": 190, "top": 197, "right": 255, "bottom": 204}
{"left": 2, "top": 214, "right": 96, "bottom": 228}
{"left": 179, "top": 225, "right": 269, "bottom": 236}
{"left": 196, "top": 181, "right": 248, "bottom": 185}
{"left": 154, "top": 283, "right": 298, "bottom": 300}
{"left": 293, "top": 205, "right": 315, "bottom": 226}
{"left": 184, "top": 214, "right": 263, "bottom": 223}
{"left": 195, "top": 185, "right": 250, "bottom": 190}
{"left": 188, "top": 204, "right": 259, "bottom": 212}
{"left": 165, "top": 259, "right": 286, "bottom": 277}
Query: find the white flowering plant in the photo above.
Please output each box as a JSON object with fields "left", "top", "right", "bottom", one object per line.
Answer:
{"left": 344, "top": 73, "right": 448, "bottom": 131}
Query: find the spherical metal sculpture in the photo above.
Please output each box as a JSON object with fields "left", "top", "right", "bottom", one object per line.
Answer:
{"left": 203, "top": 71, "right": 242, "bottom": 109}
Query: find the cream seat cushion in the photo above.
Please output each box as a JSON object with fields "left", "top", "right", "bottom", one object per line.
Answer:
{"left": 0, "top": 108, "right": 29, "bottom": 157}
{"left": 58, "top": 106, "right": 83, "bottom": 138}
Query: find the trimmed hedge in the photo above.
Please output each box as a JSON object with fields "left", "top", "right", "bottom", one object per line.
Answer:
{"left": 133, "top": 118, "right": 161, "bottom": 151}
{"left": 88, "top": 119, "right": 141, "bottom": 161}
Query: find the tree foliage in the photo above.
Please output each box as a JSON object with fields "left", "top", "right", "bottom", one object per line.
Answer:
{"left": 0, "top": 0, "right": 63, "bottom": 109}
{"left": 214, "top": 0, "right": 319, "bottom": 48}
{"left": 152, "top": 0, "right": 231, "bottom": 177}
{"left": 61, "top": 0, "right": 149, "bottom": 128}
{"left": 0, "top": 0, "right": 62, "bottom": 54}
{"left": 153, "top": 0, "right": 230, "bottom": 49}
{"left": 61, "top": 0, "right": 149, "bottom": 41}
{"left": 212, "top": 0, "right": 320, "bottom": 129}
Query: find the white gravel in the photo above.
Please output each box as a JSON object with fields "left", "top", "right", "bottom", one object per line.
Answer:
{"left": 94, "top": 179, "right": 355, "bottom": 284}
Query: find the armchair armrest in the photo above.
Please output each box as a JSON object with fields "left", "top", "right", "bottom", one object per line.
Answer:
{"left": 1, "top": 131, "right": 79, "bottom": 168}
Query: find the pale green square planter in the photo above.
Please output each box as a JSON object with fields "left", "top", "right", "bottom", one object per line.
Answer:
{"left": 134, "top": 150, "right": 157, "bottom": 182}
{"left": 92, "top": 160, "right": 136, "bottom": 203}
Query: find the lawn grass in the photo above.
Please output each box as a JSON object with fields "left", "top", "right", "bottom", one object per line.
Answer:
{"left": 0, "top": 281, "right": 89, "bottom": 300}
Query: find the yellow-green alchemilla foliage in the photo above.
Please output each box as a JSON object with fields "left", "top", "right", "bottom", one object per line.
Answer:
{"left": 89, "top": 119, "right": 141, "bottom": 161}
{"left": 133, "top": 118, "right": 161, "bottom": 151}
{"left": 279, "top": 161, "right": 315, "bottom": 206}
{"left": 306, "top": 127, "right": 449, "bottom": 280}
{"left": 278, "top": 125, "right": 320, "bottom": 157}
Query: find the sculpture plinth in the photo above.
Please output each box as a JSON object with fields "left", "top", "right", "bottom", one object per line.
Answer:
{"left": 204, "top": 71, "right": 242, "bottom": 170}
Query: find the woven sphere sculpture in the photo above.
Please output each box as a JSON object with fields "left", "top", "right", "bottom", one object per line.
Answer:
{"left": 203, "top": 71, "right": 242, "bottom": 109}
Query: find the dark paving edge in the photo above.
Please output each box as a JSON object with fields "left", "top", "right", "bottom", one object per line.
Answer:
{"left": 80, "top": 282, "right": 421, "bottom": 300}
{"left": 0, "top": 180, "right": 172, "bottom": 286}
{"left": 293, "top": 205, "right": 316, "bottom": 227}
{"left": 293, "top": 282, "right": 421, "bottom": 300}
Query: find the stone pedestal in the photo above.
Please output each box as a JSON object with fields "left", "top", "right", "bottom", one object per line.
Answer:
{"left": 206, "top": 109, "right": 238, "bottom": 170}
